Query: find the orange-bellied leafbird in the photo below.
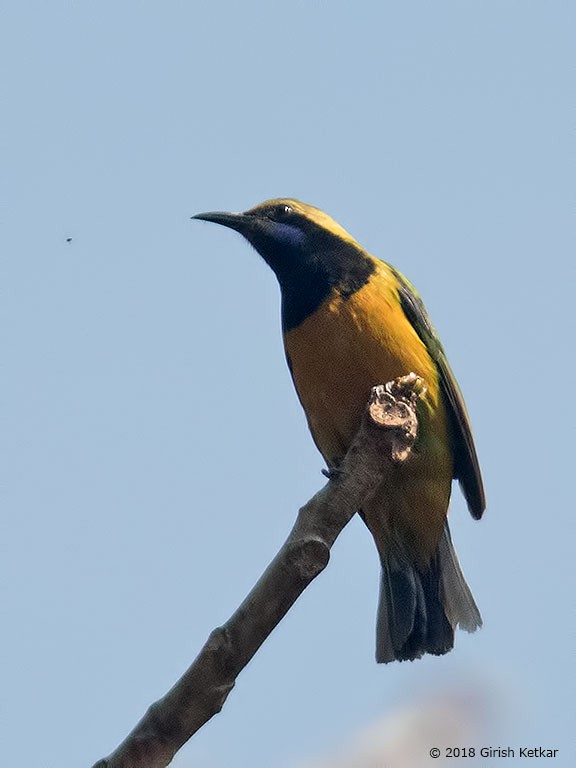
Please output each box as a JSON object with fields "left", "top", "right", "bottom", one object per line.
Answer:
{"left": 193, "top": 198, "right": 485, "bottom": 663}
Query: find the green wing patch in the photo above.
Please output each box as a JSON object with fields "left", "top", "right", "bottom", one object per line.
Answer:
{"left": 393, "top": 269, "right": 485, "bottom": 519}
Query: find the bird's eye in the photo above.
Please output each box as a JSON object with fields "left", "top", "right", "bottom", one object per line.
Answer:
{"left": 277, "top": 204, "right": 293, "bottom": 217}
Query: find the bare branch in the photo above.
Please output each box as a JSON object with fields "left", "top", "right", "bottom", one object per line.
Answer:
{"left": 92, "top": 374, "right": 424, "bottom": 768}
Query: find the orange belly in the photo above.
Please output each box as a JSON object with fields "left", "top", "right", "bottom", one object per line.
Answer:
{"left": 283, "top": 264, "right": 453, "bottom": 565}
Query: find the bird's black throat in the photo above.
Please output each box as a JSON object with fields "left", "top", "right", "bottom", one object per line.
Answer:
{"left": 277, "top": 239, "right": 376, "bottom": 331}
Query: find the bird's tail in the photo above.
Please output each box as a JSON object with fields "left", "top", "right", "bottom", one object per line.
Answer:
{"left": 376, "top": 522, "right": 481, "bottom": 663}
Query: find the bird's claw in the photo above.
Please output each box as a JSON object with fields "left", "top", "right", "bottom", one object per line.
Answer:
{"left": 322, "top": 466, "right": 343, "bottom": 480}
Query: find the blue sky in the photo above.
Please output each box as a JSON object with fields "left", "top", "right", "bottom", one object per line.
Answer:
{"left": 2, "top": 2, "right": 574, "bottom": 766}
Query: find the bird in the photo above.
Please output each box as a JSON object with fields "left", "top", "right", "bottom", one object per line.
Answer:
{"left": 192, "top": 198, "right": 485, "bottom": 663}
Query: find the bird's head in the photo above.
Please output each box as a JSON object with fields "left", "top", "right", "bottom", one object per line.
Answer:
{"left": 192, "top": 198, "right": 376, "bottom": 329}
{"left": 193, "top": 198, "right": 366, "bottom": 281}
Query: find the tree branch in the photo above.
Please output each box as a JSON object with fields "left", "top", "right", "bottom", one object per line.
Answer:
{"left": 92, "top": 373, "right": 425, "bottom": 768}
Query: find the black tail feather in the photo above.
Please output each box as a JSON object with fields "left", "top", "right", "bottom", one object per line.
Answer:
{"left": 376, "top": 523, "right": 481, "bottom": 663}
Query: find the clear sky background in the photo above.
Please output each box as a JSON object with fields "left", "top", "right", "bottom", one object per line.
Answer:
{"left": 2, "top": 2, "right": 574, "bottom": 767}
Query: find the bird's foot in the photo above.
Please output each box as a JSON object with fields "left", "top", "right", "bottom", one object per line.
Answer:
{"left": 321, "top": 466, "right": 343, "bottom": 481}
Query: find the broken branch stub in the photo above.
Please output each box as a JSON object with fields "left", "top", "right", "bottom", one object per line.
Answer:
{"left": 368, "top": 373, "right": 425, "bottom": 462}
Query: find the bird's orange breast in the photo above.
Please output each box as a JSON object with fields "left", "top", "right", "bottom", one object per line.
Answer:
{"left": 284, "top": 263, "right": 445, "bottom": 463}
{"left": 283, "top": 263, "right": 453, "bottom": 563}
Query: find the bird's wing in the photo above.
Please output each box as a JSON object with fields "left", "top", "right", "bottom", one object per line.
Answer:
{"left": 393, "top": 269, "right": 485, "bottom": 519}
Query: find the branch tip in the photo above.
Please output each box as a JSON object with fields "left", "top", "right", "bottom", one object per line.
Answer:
{"left": 368, "top": 373, "right": 425, "bottom": 463}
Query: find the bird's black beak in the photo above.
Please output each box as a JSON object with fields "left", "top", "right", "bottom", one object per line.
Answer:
{"left": 191, "top": 210, "right": 254, "bottom": 233}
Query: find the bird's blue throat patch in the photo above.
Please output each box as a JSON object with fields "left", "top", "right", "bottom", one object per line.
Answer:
{"left": 268, "top": 221, "right": 307, "bottom": 248}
